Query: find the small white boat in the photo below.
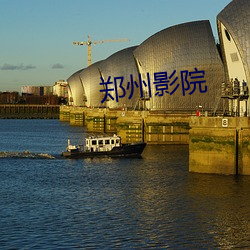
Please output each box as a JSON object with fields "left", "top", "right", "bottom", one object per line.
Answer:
{"left": 61, "top": 134, "right": 146, "bottom": 158}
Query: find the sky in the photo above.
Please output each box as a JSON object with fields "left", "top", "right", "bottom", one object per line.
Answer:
{"left": 0, "top": 0, "right": 232, "bottom": 92}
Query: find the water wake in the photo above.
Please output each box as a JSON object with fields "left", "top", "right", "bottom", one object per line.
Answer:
{"left": 0, "top": 151, "right": 55, "bottom": 159}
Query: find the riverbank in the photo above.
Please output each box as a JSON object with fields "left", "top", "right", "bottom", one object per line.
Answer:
{"left": 0, "top": 104, "right": 59, "bottom": 119}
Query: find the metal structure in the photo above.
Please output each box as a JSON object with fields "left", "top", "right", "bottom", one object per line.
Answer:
{"left": 68, "top": 47, "right": 140, "bottom": 108}
{"left": 98, "top": 46, "right": 139, "bottom": 109}
{"left": 67, "top": 1, "right": 250, "bottom": 114}
{"left": 133, "top": 20, "right": 225, "bottom": 112}
{"left": 79, "top": 61, "right": 105, "bottom": 108}
{"left": 69, "top": 21, "right": 226, "bottom": 111}
{"left": 67, "top": 69, "right": 86, "bottom": 106}
{"left": 217, "top": 0, "right": 250, "bottom": 116}
{"left": 73, "top": 35, "right": 129, "bottom": 66}
{"left": 220, "top": 79, "right": 249, "bottom": 117}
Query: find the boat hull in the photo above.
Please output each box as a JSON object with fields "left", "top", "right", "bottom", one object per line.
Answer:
{"left": 62, "top": 142, "right": 146, "bottom": 159}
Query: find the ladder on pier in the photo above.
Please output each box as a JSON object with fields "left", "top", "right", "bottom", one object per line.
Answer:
{"left": 212, "top": 94, "right": 221, "bottom": 116}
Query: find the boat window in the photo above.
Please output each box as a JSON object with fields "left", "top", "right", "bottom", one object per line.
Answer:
{"left": 92, "top": 140, "right": 97, "bottom": 145}
{"left": 105, "top": 140, "right": 110, "bottom": 144}
{"left": 98, "top": 140, "right": 103, "bottom": 145}
{"left": 116, "top": 139, "right": 120, "bottom": 144}
{"left": 111, "top": 139, "right": 114, "bottom": 144}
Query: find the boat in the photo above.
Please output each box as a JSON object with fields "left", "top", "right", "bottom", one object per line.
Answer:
{"left": 61, "top": 134, "right": 146, "bottom": 158}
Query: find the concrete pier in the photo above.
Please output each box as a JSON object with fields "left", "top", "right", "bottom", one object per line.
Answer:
{"left": 60, "top": 106, "right": 190, "bottom": 144}
{"left": 60, "top": 106, "right": 250, "bottom": 175}
{"left": 189, "top": 117, "right": 250, "bottom": 175}
{"left": 59, "top": 105, "right": 72, "bottom": 122}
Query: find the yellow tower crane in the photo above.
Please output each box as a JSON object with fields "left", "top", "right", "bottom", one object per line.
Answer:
{"left": 73, "top": 35, "right": 129, "bottom": 66}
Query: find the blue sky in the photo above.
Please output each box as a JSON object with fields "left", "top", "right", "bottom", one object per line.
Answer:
{"left": 0, "top": 0, "right": 231, "bottom": 92}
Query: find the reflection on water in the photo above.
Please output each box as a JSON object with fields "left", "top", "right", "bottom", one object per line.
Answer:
{"left": 186, "top": 173, "right": 250, "bottom": 248}
{"left": 0, "top": 120, "right": 250, "bottom": 249}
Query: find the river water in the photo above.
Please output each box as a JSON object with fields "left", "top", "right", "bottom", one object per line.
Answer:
{"left": 0, "top": 119, "right": 250, "bottom": 249}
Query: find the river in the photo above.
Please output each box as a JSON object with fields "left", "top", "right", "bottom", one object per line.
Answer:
{"left": 0, "top": 119, "right": 249, "bottom": 249}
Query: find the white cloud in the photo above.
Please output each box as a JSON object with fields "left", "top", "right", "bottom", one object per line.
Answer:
{"left": 1, "top": 63, "right": 36, "bottom": 70}
{"left": 51, "top": 63, "right": 64, "bottom": 69}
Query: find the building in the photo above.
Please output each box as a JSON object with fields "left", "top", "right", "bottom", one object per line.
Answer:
{"left": 21, "top": 86, "right": 53, "bottom": 96}
{"left": 67, "top": 69, "right": 86, "bottom": 106}
{"left": 67, "top": 0, "right": 249, "bottom": 116}
{"left": 21, "top": 85, "right": 58, "bottom": 105}
{"left": 0, "top": 92, "right": 19, "bottom": 104}
{"left": 217, "top": 0, "right": 250, "bottom": 116}
{"left": 98, "top": 46, "right": 139, "bottom": 109}
{"left": 79, "top": 61, "right": 105, "bottom": 108}
{"left": 133, "top": 20, "right": 225, "bottom": 112}
{"left": 68, "top": 21, "right": 225, "bottom": 113}
{"left": 53, "top": 80, "right": 68, "bottom": 98}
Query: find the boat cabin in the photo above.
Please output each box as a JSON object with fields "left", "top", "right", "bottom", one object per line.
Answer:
{"left": 85, "top": 135, "right": 121, "bottom": 152}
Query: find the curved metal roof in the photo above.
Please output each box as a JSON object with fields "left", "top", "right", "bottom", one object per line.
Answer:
{"left": 133, "top": 20, "right": 225, "bottom": 111}
{"left": 217, "top": 0, "right": 250, "bottom": 83}
{"left": 79, "top": 61, "right": 105, "bottom": 108}
{"left": 98, "top": 46, "right": 139, "bottom": 109}
{"left": 67, "top": 68, "right": 85, "bottom": 106}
